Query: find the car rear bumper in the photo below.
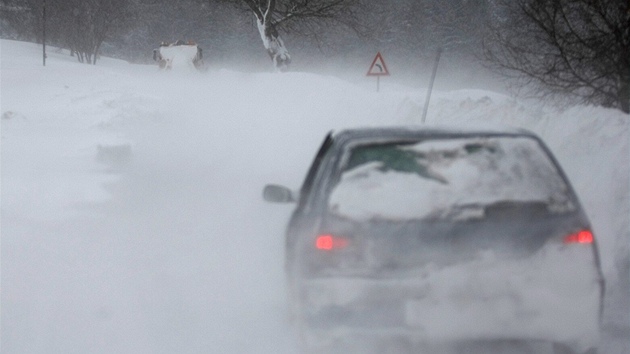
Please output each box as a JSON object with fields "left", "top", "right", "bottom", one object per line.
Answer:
{"left": 295, "top": 246, "right": 603, "bottom": 351}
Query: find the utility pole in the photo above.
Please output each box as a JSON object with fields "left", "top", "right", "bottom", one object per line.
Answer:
{"left": 421, "top": 48, "right": 442, "bottom": 124}
{"left": 42, "top": 0, "right": 46, "bottom": 66}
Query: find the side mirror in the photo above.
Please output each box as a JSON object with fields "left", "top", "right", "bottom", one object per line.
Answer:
{"left": 263, "top": 184, "right": 298, "bottom": 203}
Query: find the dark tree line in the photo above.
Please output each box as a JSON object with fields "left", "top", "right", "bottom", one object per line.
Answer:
{"left": 485, "top": 0, "right": 629, "bottom": 113}
{"left": 0, "top": 0, "right": 42, "bottom": 42}
{"left": 1, "top": 0, "right": 134, "bottom": 64}
{"left": 0, "top": 0, "right": 493, "bottom": 68}
{"left": 1, "top": 0, "right": 628, "bottom": 113}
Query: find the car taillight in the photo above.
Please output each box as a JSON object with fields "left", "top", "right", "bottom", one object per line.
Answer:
{"left": 315, "top": 234, "right": 349, "bottom": 250}
{"left": 564, "top": 229, "right": 594, "bottom": 244}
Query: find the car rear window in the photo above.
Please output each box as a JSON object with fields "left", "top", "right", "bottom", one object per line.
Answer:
{"left": 328, "top": 136, "right": 575, "bottom": 221}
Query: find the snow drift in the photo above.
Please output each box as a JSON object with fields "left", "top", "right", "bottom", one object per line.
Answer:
{"left": 1, "top": 39, "right": 628, "bottom": 353}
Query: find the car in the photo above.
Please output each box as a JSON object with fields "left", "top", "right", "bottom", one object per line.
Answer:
{"left": 263, "top": 126, "right": 604, "bottom": 354}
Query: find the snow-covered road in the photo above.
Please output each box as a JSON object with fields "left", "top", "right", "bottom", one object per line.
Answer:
{"left": 2, "top": 40, "right": 628, "bottom": 353}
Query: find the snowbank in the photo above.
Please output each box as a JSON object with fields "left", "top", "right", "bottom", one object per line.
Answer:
{"left": 1, "top": 39, "right": 627, "bottom": 353}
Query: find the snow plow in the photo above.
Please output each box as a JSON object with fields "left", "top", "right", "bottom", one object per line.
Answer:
{"left": 153, "top": 40, "right": 204, "bottom": 71}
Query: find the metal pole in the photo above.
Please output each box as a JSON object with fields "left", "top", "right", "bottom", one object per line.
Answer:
{"left": 421, "top": 48, "right": 442, "bottom": 124}
{"left": 42, "top": 0, "right": 46, "bottom": 66}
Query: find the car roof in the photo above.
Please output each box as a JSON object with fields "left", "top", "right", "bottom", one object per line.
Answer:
{"left": 330, "top": 125, "right": 537, "bottom": 144}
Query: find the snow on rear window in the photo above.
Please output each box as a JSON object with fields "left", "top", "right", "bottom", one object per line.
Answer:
{"left": 328, "top": 137, "right": 574, "bottom": 221}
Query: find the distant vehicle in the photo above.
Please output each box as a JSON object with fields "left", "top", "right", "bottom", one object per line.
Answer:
{"left": 152, "top": 40, "right": 203, "bottom": 70}
{"left": 263, "top": 127, "right": 604, "bottom": 354}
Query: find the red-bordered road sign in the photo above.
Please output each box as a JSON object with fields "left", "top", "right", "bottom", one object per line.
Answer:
{"left": 367, "top": 52, "right": 390, "bottom": 76}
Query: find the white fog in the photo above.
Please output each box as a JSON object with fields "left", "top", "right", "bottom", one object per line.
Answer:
{"left": 1, "top": 38, "right": 628, "bottom": 353}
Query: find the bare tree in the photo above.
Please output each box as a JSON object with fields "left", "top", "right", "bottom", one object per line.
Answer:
{"left": 484, "top": 0, "right": 630, "bottom": 113}
{"left": 54, "top": 0, "right": 134, "bottom": 64}
{"left": 0, "top": 0, "right": 133, "bottom": 65}
{"left": 231, "top": 0, "right": 364, "bottom": 71}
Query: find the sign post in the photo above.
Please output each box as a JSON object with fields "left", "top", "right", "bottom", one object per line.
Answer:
{"left": 366, "top": 52, "right": 390, "bottom": 92}
{"left": 421, "top": 48, "right": 442, "bottom": 124}
{"left": 42, "top": 0, "right": 46, "bottom": 66}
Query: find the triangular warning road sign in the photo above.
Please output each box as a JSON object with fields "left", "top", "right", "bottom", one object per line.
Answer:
{"left": 367, "top": 52, "right": 390, "bottom": 76}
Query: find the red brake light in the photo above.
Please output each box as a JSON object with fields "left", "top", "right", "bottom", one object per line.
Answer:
{"left": 564, "top": 230, "right": 594, "bottom": 244}
{"left": 315, "top": 234, "right": 349, "bottom": 250}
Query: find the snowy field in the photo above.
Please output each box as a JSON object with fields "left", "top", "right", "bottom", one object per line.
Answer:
{"left": 1, "top": 39, "right": 628, "bottom": 353}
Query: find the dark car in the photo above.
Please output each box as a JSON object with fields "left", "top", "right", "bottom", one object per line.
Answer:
{"left": 264, "top": 127, "right": 604, "bottom": 354}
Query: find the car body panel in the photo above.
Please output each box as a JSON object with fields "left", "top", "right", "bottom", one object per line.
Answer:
{"left": 269, "top": 126, "right": 604, "bottom": 353}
